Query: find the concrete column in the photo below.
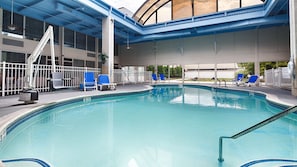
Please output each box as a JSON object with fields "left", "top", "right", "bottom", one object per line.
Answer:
{"left": 0, "top": 9, "right": 3, "bottom": 61}
{"left": 60, "top": 27, "right": 64, "bottom": 66}
{"left": 214, "top": 63, "right": 218, "bottom": 85}
{"left": 289, "top": 0, "right": 297, "bottom": 96}
{"left": 102, "top": 16, "right": 114, "bottom": 82}
{"left": 254, "top": 29, "right": 260, "bottom": 86}
{"left": 168, "top": 65, "right": 171, "bottom": 82}
{"left": 95, "top": 38, "right": 99, "bottom": 69}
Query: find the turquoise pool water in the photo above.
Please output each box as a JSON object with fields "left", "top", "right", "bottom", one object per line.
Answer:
{"left": 0, "top": 85, "right": 296, "bottom": 167}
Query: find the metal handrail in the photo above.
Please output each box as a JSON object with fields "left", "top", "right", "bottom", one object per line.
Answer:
{"left": 2, "top": 158, "right": 51, "bottom": 167}
{"left": 218, "top": 105, "right": 297, "bottom": 162}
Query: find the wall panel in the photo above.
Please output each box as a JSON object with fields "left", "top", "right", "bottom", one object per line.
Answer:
{"left": 119, "top": 26, "right": 290, "bottom": 66}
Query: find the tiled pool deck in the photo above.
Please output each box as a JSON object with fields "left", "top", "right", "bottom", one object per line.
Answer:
{"left": 0, "top": 83, "right": 296, "bottom": 133}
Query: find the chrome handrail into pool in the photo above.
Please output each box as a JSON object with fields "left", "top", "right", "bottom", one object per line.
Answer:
{"left": 218, "top": 105, "right": 297, "bottom": 162}
{"left": 2, "top": 158, "right": 51, "bottom": 167}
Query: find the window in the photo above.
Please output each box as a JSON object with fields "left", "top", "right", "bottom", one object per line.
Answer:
{"left": 87, "top": 36, "right": 95, "bottom": 52}
{"left": 242, "top": 0, "right": 263, "bottom": 7}
{"left": 64, "top": 58, "right": 73, "bottom": 66}
{"left": 25, "top": 17, "right": 44, "bottom": 40}
{"left": 86, "top": 61, "right": 95, "bottom": 68}
{"left": 76, "top": 32, "right": 86, "bottom": 50}
{"left": 64, "top": 28, "right": 74, "bottom": 47}
{"left": 33, "top": 55, "right": 46, "bottom": 65}
{"left": 1, "top": 51, "right": 25, "bottom": 63}
{"left": 218, "top": 0, "right": 239, "bottom": 11}
{"left": 73, "top": 59, "right": 84, "bottom": 67}
{"left": 194, "top": 0, "right": 216, "bottom": 16}
{"left": 173, "top": 0, "right": 192, "bottom": 20}
{"left": 47, "top": 56, "right": 59, "bottom": 65}
{"left": 98, "top": 39, "right": 102, "bottom": 53}
{"left": 45, "top": 23, "right": 59, "bottom": 44}
{"left": 2, "top": 10, "right": 23, "bottom": 35}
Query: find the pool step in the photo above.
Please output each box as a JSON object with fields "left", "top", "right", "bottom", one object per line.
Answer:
{"left": 241, "top": 159, "right": 297, "bottom": 167}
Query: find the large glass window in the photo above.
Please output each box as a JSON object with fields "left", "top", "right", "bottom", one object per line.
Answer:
{"left": 194, "top": 0, "right": 217, "bottom": 16}
{"left": 45, "top": 23, "right": 59, "bottom": 44}
{"left": 1, "top": 51, "right": 25, "bottom": 63}
{"left": 218, "top": 0, "right": 239, "bottom": 11}
{"left": 173, "top": 0, "right": 192, "bottom": 20}
{"left": 25, "top": 17, "right": 44, "bottom": 40}
{"left": 157, "top": 2, "right": 171, "bottom": 23}
{"left": 64, "top": 28, "right": 74, "bottom": 47}
{"left": 242, "top": 0, "right": 263, "bottom": 7}
{"left": 2, "top": 10, "right": 23, "bottom": 36}
{"left": 76, "top": 32, "right": 86, "bottom": 50}
{"left": 86, "top": 61, "right": 95, "bottom": 68}
{"left": 145, "top": 13, "right": 156, "bottom": 25}
{"left": 73, "top": 59, "right": 84, "bottom": 67}
{"left": 98, "top": 39, "right": 102, "bottom": 53}
{"left": 87, "top": 36, "right": 95, "bottom": 52}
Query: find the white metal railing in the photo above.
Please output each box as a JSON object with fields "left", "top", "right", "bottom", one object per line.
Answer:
{"left": 0, "top": 62, "right": 101, "bottom": 96}
{"left": 265, "top": 67, "right": 291, "bottom": 88}
{"left": 1, "top": 62, "right": 153, "bottom": 96}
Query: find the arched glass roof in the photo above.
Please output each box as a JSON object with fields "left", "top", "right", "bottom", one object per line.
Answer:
{"left": 133, "top": 0, "right": 170, "bottom": 25}
{"left": 133, "top": 0, "right": 266, "bottom": 25}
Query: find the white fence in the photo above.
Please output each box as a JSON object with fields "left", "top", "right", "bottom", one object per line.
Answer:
{"left": 0, "top": 62, "right": 153, "bottom": 96}
{"left": 114, "top": 67, "right": 152, "bottom": 84}
{"left": 0, "top": 62, "right": 101, "bottom": 96}
{"left": 265, "top": 67, "right": 291, "bottom": 88}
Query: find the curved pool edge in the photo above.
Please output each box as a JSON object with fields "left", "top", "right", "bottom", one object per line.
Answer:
{"left": 0, "top": 85, "right": 153, "bottom": 142}
{"left": 152, "top": 83, "right": 294, "bottom": 108}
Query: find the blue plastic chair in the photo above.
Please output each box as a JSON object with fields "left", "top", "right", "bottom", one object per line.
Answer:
{"left": 97, "top": 74, "right": 116, "bottom": 91}
{"left": 152, "top": 73, "right": 158, "bottom": 81}
{"left": 80, "top": 72, "right": 97, "bottom": 91}
{"left": 235, "top": 73, "right": 244, "bottom": 85}
{"left": 159, "top": 73, "right": 166, "bottom": 81}
{"left": 245, "top": 75, "right": 258, "bottom": 86}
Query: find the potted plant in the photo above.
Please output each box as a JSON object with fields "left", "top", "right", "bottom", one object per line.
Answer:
{"left": 99, "top": 53, "right": 108, "bottom": 64}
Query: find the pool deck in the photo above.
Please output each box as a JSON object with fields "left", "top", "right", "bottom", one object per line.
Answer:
{"left": 0, "top": 83, "right": 296, "bottom": 133}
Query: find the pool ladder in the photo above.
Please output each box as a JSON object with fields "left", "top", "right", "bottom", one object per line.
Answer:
{"left": 218, "top": 105, "right": 297, "bottom": 162}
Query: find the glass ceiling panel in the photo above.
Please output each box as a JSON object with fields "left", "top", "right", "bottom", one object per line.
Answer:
{"left": 133, "top": 0, "right": 170, "bottom": 24}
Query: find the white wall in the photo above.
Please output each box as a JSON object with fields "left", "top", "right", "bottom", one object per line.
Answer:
{"left": 119, "top": 26, "right": 290, "bottom": 66}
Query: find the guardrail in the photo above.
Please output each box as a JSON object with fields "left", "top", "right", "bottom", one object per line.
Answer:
{"left": 218, "top": 105, "right": 297, "bottom": 162}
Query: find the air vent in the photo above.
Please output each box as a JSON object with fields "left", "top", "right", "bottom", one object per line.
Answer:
{"left": 3, "top": 38, "right": 24, "bottom": 47}
{"left": 87, "top": 53, "right": 95, "bottom": 57}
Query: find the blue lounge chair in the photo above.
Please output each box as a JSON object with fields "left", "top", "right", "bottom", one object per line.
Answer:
{"left": 152, "top": 73, "right": 158, "bottom": 81}
{"left": 245, "top": 75, "right": 258, "bottom": 87}
{"left": 159, "top": 73, "right": 166, "bottom": 81}
{"left": 97, "top": 74, "right": 116, "bottom": 91}
{"left": 235, "top": 73, "right": 244, "bottom": 86}
{"left": 80, "top": 72, "right": 97, "bottom": 91}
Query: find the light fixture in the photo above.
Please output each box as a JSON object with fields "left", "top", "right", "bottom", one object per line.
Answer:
{"left": 8, "top": 0, "right": 17, "bottom": 31}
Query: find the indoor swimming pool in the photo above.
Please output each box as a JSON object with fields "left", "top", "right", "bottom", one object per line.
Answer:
{"left": 0, "top": 85, "right": 296, "bottom": 167}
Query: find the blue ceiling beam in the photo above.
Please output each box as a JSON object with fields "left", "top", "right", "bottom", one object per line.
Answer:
{"left": 142, "top": 8, "right": 266, "bottom": 35}
{"left": 130, "top": 14, "right": 288, "bottom": 43}
{"left": 56, "top": 2, "right": 100, "bottom": 28}
{"left": 74, "top": 0, "right": 144, "bottom": 34}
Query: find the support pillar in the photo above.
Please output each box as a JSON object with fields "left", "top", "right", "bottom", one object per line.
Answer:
{"left": 289, "top": 0, "right": 297, "bottom": 96}
{"left": 102, "top": 16, "right": 114, "bottom": 82}
{"left": 254, "top": 29, "right": 260, "bottom": 86}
